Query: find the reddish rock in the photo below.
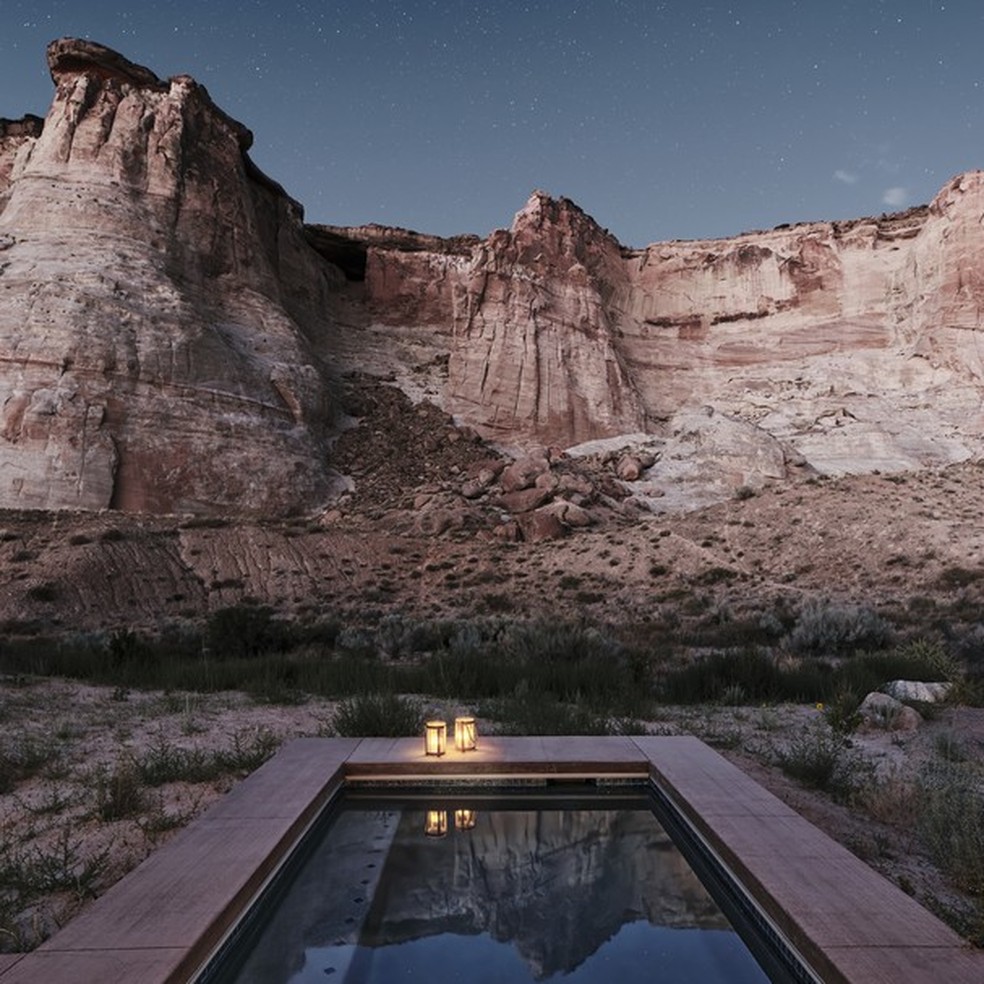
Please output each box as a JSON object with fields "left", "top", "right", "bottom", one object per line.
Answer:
{"left": 541, "top": 500, "right": 593, "bottom": 528}
{"left": 491, "top": 520, "right": 522, "bottom": 542}
{"left": 616, "top": 455, "right": 643, "bottom": 481}
{"left": 499, "top": 487, "right": 553, "bottom": 514}
{"left": 517, "top": 507, "right": 566, "bottom": 542}
{"left": 0, "top": 39, "right": 337, "bottom": 515}
{"left": 500, "top": 455, "right": 550, "bottom": 493}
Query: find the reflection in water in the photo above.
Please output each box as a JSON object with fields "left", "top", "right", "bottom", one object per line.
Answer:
{"left": 229, "top": 804, "right": 771, "bottom": 983}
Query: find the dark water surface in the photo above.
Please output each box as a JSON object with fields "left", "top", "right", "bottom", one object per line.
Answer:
{"left": 219, "top": 793, "right": 773, "bottom": 983}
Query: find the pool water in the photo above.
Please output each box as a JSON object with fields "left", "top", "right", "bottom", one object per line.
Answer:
{"left": 207, "top": 789, "right": 785, "bottom": 983}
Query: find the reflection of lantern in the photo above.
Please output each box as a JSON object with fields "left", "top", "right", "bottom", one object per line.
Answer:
{"left": 425, "top": 810, "right": 448, "bottom": 837}
{"left": 454, "top": 716, "right": 477, "bottom": 752}
{"left": 454, "top": 809, "right": 477, "bottom": 831}
{"left": 424, "top": 720, "right": 446, "bottom": 756}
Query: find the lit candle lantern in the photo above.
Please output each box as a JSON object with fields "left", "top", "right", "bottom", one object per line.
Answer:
{"left": 424, "top": 810, "right": 448, "bottom": 837}
{"left": 454, "top": 809, "right": 477, "bottom": 831}
{"left": 454, "top": 716, "right": 477, "bottom": 752}
{"left": 424, "top": 720, "right": 447, "bottom": 756}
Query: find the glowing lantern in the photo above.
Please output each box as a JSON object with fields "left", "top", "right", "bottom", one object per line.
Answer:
{"left": 454, "top": 809, "right": 477, "bottom": 831}
{"left": 424, "top": 720, "right": 447, "bottom": 756}
{"left": 454, "top": 716, "right": 477, "bottom": 752}
{"left": 424, "top": 810, "right": 448, "bottom": 837}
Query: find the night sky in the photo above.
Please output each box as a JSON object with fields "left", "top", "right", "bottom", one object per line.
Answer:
{"left": 1, "top": 1, "right": 982, "bottom": 246}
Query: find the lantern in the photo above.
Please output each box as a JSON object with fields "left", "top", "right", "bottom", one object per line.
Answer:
{"left": 454, "top": 716, "right": 477, "bottom": 752}
{"left": 424, "top": 720, "right": 447, "bottom": 756}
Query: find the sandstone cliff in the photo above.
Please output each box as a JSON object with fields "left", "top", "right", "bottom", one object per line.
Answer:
{"left": 0, "top": 39, "right": 340, "bottom": 514}
{"left": 320, "top": 175, "right": 984, "bottom": 502}
{"left": 4, "top": 39, "right": 984, "bottom": 520}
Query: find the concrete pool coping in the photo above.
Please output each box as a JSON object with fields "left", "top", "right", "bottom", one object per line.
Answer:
{"left": 1, "top": 735, "right": 982, "bottom": 983}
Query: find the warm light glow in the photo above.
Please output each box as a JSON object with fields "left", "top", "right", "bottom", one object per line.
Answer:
{"left": 424, "top": 720, "right": 446, "bottom": 756}
{"left": 424, "top": 810, "right": 448, "bottom": 837}
{"left": 454, "top": 716, "right": 477, "bottom": 752}
{"left": 454, "top": 808, "right": 477, "bottom": 831}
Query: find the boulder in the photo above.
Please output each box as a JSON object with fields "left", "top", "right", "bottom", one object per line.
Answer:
{"left": 616, "top": 455, "right": 644, "bottom": 481}
{"left": 499, "top": 487, "right": 553, "bottom": 514}
{"left": 858, "top": 692, "right": 922, "bottom": 732}
{"left": 540, "top": 500, "right": 593, "bottom": 528}
{"left": 881, "top": 680, "right": 952, "bottom": 704}
{"left": 500, "top": 455, "right": 550, "bottom": 493}
{"left": 516, "top": 507, "right": 566, "bottom": 542}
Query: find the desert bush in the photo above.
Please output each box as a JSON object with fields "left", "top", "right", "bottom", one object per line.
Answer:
{"left": 823, "top": 690, "right": 863, "bottom": 733}
{"left": 215, "top": 728, "right": 280, "bottom": 774}
{"left": 1, "top": 827, "right": 111, "bottom": 901}
{"left": 774, "top": 721, "right": 871, "bottom": 799}
{"left": 937, "top": 566, "right": 984, "bottom": 590}
{"left": 784, "top": 600, "right": 890, "bottom": 656}
{"left": 134, "top": 734, "right": 213, "bottom": 786}
{"left": 205, "top": 605, "right": 292, "bottom": 660}
{"left": 0, "top": 736, "right": 60, "bottom": 794}
{"left": 917, "top": 762, "right": 984, "bottom": 894}
{"left": 93, "top": 758, "right": 146, "bottom": 820}
{"left": 480, "top": 690, "right": 645, "bottom": 736}
{"left": 331, "top": 693, "right": 423, "bottom": 737}
{"left": 658, "top": 648, "right": 804, "bottom": 704}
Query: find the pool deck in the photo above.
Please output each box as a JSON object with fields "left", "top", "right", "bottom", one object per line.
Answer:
{"left": 1, "top": 735, "right": 982, "bottom": 983}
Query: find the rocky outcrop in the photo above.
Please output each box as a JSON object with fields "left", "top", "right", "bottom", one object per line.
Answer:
{"left": 5, "top": 39, "right": 984, "bottom": 519}
{"left": 0, "top": 39, "right": 340, "bottom": 514}
{"left": 324, "top": 175, "right": 984, "bottom": 493}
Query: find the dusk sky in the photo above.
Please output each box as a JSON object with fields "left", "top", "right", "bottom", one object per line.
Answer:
{"left": 2, "top": 1, "right": 982, "bottom": 246}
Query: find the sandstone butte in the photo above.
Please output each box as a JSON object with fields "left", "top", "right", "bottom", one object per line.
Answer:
{"left": 2, "top": 38, "right": 983, "bottom": 518}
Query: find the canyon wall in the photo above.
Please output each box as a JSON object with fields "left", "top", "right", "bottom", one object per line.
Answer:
{"left": 3, "top": 39, "right": 983, "bottom": 518}
{"left": 326, "top": 175, "right": 984, "bottom": 494}
{"left": 0, "top": 39, "right": 340, "bottom": 514}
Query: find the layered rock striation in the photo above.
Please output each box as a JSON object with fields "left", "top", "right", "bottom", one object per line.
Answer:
{"left": 323, "top": 176, "right": 984, "bottom": 496}
{"left": 3, "top": 39, "right": 984, "bottom": 519}
{"left": 0, "top": 39, "right": 340, "bottom": 514}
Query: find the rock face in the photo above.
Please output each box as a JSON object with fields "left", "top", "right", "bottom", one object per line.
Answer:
{"left": 0, "top": 39, "right": 339, "bottom": 514}
{"left": 323, "top": 177, "right": 984, "bottom": 492}
{"left": 4, "top": 39, "right": 984, "bottom": 519}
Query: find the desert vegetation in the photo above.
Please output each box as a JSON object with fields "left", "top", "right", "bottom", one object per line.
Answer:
{"left": 2, "top": 595, "right": 984, "bottom": 951}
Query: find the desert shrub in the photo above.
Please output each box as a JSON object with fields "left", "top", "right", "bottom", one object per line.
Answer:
{"left": 332, "top": 693, "right": 423, "bottom": 737}
{"left": 93, "top": 758, "right": 146, "bottom": 820}
{"left": 205, "top": 605, "right": 292, "bottom": 659}
{"left": 214, "top": 728, "right": 280, "bottom": 774}
{"left": 480, "top": 691, "right": 645, "bottom": 736}
{"left": 774, "top": 721, "right": 870, "bottom": 799}
{"left": 937, "top": 566, "right": 984, "bottom": 590}
{"left": 134, "top": 734, "right": 213, "bottom": 786}
{"left": 25, "top": 582, "right": 58, "bottom": 603}
{"left": 823, "top": 690, "right": 863, "bottom": 733}
{"left": 917, "top": 762, "right": 984, "bottom": 894}
{"left": 693, "top": 566, "right": 739, "bottom": 586}
{"left": 659, "top": 648, "right": 793, "bottom": 704}
{"left": 785, "top": 600, "right": 891, "bottom": 656}
{"left": 0, "top": 736, "right": 60, "bottom": 794}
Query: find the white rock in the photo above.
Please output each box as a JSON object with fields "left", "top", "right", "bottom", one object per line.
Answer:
{"left": 881, "top": 680, "right": 952, "bottom": 704}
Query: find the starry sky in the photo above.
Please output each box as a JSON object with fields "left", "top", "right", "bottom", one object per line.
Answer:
{"left": 1, "top": 1, "right": 981, "bottom": 246}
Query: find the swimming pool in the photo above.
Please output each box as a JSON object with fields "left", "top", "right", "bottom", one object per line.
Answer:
{"left": 200, "top": 784, "right": 810, "bottom": 983}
